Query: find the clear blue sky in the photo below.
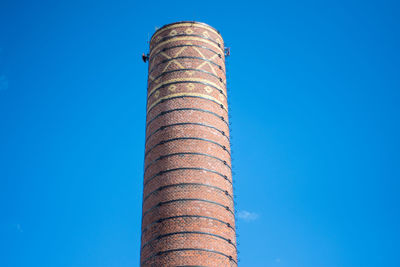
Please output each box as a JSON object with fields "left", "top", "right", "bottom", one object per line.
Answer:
{"left": 1, "top": 0, "right": 399, "bottom": 266}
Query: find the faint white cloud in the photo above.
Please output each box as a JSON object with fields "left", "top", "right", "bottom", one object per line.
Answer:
{"left": 275, "top": 258, "right": 281, "bottom": 263}
{"left": 16, "top": 224, "right": 23, "bottom": 233}
{"left": 0, "top": 75, "right": 8, "bottom": 91}
{"left": 238, "top": 210, "right": 259, "bottom": 222}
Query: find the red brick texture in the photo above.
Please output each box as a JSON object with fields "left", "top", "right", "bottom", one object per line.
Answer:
{"left": 141, "top": 21, "right": 237, "bottom": 266}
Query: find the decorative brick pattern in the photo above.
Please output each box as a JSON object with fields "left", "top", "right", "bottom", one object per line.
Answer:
{"left": 141, "top": 21, "right": 237, "bottom": 266}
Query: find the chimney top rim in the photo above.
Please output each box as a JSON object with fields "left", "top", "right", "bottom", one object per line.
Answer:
{"left": 150, "top": 21, "right": 222, "bottom": 43}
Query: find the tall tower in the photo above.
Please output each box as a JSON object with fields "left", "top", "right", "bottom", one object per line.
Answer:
{"left": 141, "top": 21, "right": 237, "bottom": 266}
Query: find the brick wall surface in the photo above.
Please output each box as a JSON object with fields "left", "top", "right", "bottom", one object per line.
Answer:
{"left": 141, "top": 21, "right": 237, "bottom": 267}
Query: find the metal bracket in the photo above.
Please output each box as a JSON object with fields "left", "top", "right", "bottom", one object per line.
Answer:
{"left": 142, "top": 53, "right": 149, "bottom": 63}
{"left": 224, "top": 47, "right": 230, "bottom": 57}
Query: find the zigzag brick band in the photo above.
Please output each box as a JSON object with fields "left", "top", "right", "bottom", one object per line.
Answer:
{"left": 141, "top": 21, "right": 237, "bottom": 267}
{"left": 150, "top": 37, "right": 224, "bottom": 58}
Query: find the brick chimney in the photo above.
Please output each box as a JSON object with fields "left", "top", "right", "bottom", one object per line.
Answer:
{"left": 141, "top": 21, "right": 237, "bottom": 266}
